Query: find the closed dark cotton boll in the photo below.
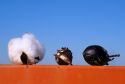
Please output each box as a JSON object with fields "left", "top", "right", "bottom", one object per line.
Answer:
{"left": 83, "top": 45, "right": 120, "bottom": 66}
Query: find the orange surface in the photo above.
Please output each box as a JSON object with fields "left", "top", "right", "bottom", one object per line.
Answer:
{"left": 0, "top": 65, "right": 125, "bottom": 84}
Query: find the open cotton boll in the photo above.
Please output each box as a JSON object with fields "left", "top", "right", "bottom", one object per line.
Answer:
{"left": 8, "top": 33, "right": 45, "bottom": 64}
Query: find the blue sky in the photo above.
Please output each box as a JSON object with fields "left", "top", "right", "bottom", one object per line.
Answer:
{"left": 0, "top": 0, "right": 125, "bottom": 65}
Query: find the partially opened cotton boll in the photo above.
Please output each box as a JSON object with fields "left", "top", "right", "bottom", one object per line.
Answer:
{"left": 8, "top": 33, "right": 45, "bottom": 65}
{"left": 54, "top": 47, "right": 73, "bottom": 65}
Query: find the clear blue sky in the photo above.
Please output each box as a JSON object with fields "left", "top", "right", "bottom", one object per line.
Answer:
{"left": 0, "top": 0, "right": 125, "bottom": 65}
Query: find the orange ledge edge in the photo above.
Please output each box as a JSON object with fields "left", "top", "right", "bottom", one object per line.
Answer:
{"left": 0, "top": 65, "right": 125, "bottom": 84}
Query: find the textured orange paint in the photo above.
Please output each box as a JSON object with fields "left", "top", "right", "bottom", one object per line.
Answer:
{"left": 0, "top": 65, "right": 125, "bottom": 84}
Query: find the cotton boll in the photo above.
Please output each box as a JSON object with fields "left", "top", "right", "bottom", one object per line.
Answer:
{"left": 54, "top": 47, "right": 73, "bottom": 65}
{"left": 83, "top": 45, "right": 120, "bottom": 66}
{"left": 8, "top": 33, "right": 45, "bottom": 64}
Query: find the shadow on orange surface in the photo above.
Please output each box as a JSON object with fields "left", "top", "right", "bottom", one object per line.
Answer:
{"left": 0, "top": 65, "right": 125, "bottom": 84}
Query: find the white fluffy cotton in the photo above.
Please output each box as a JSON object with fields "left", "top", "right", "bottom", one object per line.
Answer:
{"left": 8, "top": 33, "right": 45, "bottom": 64}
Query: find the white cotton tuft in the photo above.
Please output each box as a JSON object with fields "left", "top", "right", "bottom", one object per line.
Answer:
{"left": 8, "top": 33, "right": 45, "bottom": 64}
